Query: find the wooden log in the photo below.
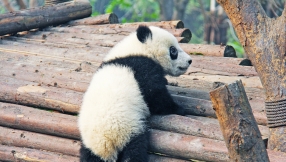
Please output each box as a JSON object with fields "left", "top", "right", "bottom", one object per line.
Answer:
{"left": 166, "top": 85, "right": 210, "bottom": 100}
{"left": 0, "top": 51, "right": 96, "bottom": 93}
{"left": 0, "top": 144, "right": 191, "bottom": 162}
{"left": 68, "top": 13, "right": 119, "bottom": 25}
{"left": 0, "top": 144, "right": 79, "bottom": 162}
{"left": 166, "top": 28, "right": 192, "bottom": 42}
{"left": 173, "top": 95, "right": 216, "bottom": 118}
{"left": 150, "top": 129, "right": 286, "bottom": 162}
{"left": 210, "top": 80, "right": 269, "bottom": 161}
{"left": 0, "top": 102, "right": 79, "bottom": 139}
{"left": 150, "top": 115, "right": 269, "bottom": 141}
{"left": 180, "top": 43, "right": 237, "bottom": 57}
{"left": 176, "top": 37, "right": 190, "bottom": 43}
{"left": 0, "top": 76, "right": 82, "bottom": 113}
{"left": 87, "top": 20, "right": 184, "bottom": 29}
{"left": 188, "top": 56, "right": 257, "bottom": 76}
{"left": 47, "top": 26, "right": 192, "bottom": 42}
{"left": 1, "top": 39, "right": 256, "bottom": 79}
{"left": 149, "top": 129, "right": 229, "bottom": 161}
{"left": 166, "top": 73, "right": 263, "bottom": 91}
{"left": 9, "top": 29, "right": 184, "bottom": 50}
{"left": 0, "top": 124, "right": 286, "bottom": 161}
{"left": 0, "top": 74, "right": 268, "bottom": 125}
{"left": 0, "top": 39, "right": 107, "bottom": 65}
{"left": 191, "top": 55, "right": 252, "bottom": 66}
{"left": 0, "top": 0, "right": 92, "bottom": 36}
{"left": 148, "top": 154, "right": 190, "bottom": 162}
{"left": 0, "top": 126, "right": 80, "bottom": 156}
{"left": 0, "top": 102, "right": 269, "bottom": 143}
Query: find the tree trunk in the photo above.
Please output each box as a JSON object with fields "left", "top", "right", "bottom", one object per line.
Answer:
{"left": 157, "top": 0, "right": 173, "bottom": 21}
{"left": 29, "top": 0, "right": 38, "bottom": 8}
{"left": 173, "top": 0, "right": 189, "bottom": 20}
{"left": 2, "top": 0, "right": 14, "bottom": 12}
{"left": 216, "top": 0, "right": 286, "bottom": 152}
{"left": 16, "top": 0, "right": 26, "bottom": 10}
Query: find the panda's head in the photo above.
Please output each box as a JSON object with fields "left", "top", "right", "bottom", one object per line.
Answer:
{"left": 104, "top": 26, "right": 192, "bottom": 76}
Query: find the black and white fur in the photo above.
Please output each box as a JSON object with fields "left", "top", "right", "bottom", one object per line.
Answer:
{"left": 78, "top": 26, "right": 192, "bottom": 162}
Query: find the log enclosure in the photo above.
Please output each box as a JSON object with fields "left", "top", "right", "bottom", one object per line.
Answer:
{"left": 0, "top": 1, "right": 285, "bottom": 162}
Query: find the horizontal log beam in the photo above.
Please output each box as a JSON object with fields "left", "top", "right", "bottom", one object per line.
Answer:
{"left": 191, "top": 55, "right": 252, "bottom": 66}
{"left": 149, "top": 129, "right": 229, "bottom": 161}
{"left": 180, "top": 43, "right": 237, "bottom": 57}
{"left": 148, "top": 154, "right": 190, "bottom": 162}
{"left": 188, "top": 56, "right": 257, "bottom": 76}
{"left": 74, "top": 20, "right": 185, "bottom": 29}
{"left": 47, "top": 26, "right": 192, "bottom": 42}
{"left": 0, "top": 110, "right": 283, "bottom": 161}
{"left": 0, "top": 74, "right": 267, "bottom": 124}
{"left": 0, "top": 144, "right": 79, "bottom": 162}
{"left": 68, "top": 13, "right": 119, "bottom": 25}
{"left": 0, "top": 126, "right": 80, "bottom": 156}
{"left": 0, "top": 0, "right": 92, "bottom": 36}
{"left": 0, "top": 76, "right": 81, "bottom": 113}
{"left": 0, "top": 102, "right": 79, "bottom": 139}
{"left": 0, "top": 144, "right": 190, "bottom": 162}
{"left": 0, "top": 102, "right": 269, "bottom": 142}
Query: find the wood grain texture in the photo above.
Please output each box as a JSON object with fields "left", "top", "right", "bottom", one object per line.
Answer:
{"left": 0, "top": 0, "right": 91, "bottom": 36}
{"left": 210, "top": 80, "right": 269, "bottom": 162}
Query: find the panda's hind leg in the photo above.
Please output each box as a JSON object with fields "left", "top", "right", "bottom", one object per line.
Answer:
{"left": 80, "top": 143, "right": 104, "bottom": 162}
{"left": 117, "top": 131, "right": 149, "bottom": 162}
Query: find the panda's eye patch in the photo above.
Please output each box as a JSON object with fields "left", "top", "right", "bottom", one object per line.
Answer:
{"left": 170, "top": 46, "right": 178, "bottom": 60}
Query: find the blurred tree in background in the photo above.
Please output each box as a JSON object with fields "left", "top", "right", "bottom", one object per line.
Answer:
{"left": 0, "top": 0, "right": 284, "bottom": 57}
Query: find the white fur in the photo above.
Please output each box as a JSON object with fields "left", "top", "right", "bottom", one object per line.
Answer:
{"left": 78, "top": 65, "right": 149, "bottom": 161}
{"left": 104, "top": 26, "right": 192, "bottom": 76}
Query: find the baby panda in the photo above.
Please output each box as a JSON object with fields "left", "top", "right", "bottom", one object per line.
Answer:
{"left": 78, "top": 26, "right": 192, "bottom": 162}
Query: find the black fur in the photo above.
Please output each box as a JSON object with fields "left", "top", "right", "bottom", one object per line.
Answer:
{"left": 80, "top": 143, "right": 104, "bottom": 162}
{"left": 117, "top": 131, "right": 149, "bottom": 162}
{"left": 80, "top": 131, "right": 149, "bottom": 162}
{"left": 103, "top": 56, "right": 184, "bottom": 115}
{"left": 136, "top": 26, "right": 152, "bottom": 43}
{"left": 80, "top": 56, "right": 184, "bottom": 162}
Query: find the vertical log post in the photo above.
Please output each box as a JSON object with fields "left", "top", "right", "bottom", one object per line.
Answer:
{"left": 210, "top": 80, "right": 269, "bottom": 162}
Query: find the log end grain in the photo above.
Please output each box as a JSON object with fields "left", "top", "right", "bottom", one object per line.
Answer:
{"left": 224, "top": 45, "right": 237, "bottom": 57}
{"left": 180, "top": 28, "right": 192, "bottom": 42}
{"left": 108, "top": 13, "right": 119, "bottom": 24}
{"left": 173, "top": 20, "right": 184, "bottom": 29}
{"left": 239, "top": 59, "right": 252, "bottom": 66}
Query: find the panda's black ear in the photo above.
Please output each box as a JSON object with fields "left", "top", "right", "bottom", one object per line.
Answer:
{"left": 136, "top": 25, "right": 152, "bottom": 43}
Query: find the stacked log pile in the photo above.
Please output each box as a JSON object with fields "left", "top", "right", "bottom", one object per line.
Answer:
{"left": 0, "top": 3, "right": 286, "bottom": 161}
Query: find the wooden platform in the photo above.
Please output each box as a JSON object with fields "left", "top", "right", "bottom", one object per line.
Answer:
{"left": 1, "top": 9, "right": 286, "bottom": 162}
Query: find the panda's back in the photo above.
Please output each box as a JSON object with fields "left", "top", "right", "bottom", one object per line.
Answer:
{"left": 78, "top": 56, "right": 161, "bottom": 161}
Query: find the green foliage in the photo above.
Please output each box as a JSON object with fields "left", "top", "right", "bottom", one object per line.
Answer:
{"left": 105, "top": 0, "right": 132, "bottom": 13}
{"left": 91, "top": 0, "right": 159, "bottom": 22}
{"left": 227, "top": 40, "right": 245, "bottom": 58}
{"left": 0, "top": 5, "right": 6, "bottom": 14}
{"left": 226, "top": 27, "right": 245, "bottom": 57}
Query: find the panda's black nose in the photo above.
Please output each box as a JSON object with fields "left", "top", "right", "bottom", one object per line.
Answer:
{"left": 188, "top": 60, "right": 192, "bottom": 65}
